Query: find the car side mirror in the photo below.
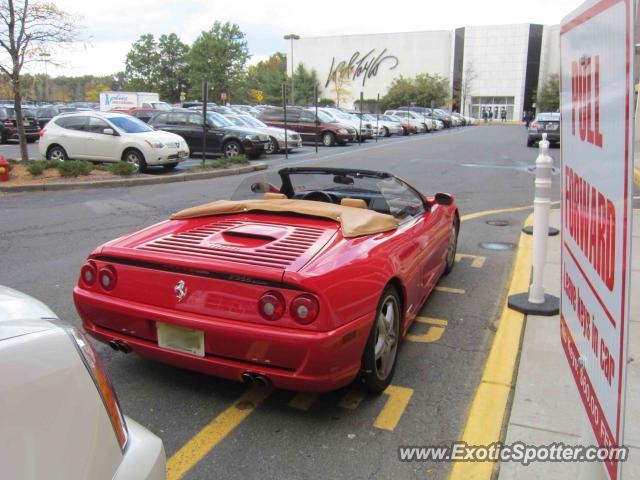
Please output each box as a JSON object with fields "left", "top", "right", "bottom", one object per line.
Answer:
{"left": 251, "top": 182, "right": 271, "bottom": 193}
{"left": 103, "top": 128, "right": 115, "bottom": 135}
{"left": 434, "top": 193, "right": 453, "bottom": 206}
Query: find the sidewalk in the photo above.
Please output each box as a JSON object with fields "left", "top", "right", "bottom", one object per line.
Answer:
{"left": 499, "top": 210, "right": 640, "bottom": 478}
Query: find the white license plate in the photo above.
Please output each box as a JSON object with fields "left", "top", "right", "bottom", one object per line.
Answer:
{"left": 24, "top": 121, "right": 30, "bottom": 126}
{"left": 157, "top": 322, "right": 204, "bottom": 356}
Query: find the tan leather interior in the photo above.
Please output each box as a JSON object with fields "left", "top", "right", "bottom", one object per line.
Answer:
{"left": 340, "top": 198, "right": 367, "bottom": 209}
{"left": 264, "top": 192, "right": 287, "bottom": 200}
{"left": 171, "top": 199, "right": 398, "bottom": 238}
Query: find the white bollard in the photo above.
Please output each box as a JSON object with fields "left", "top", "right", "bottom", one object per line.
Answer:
{"left": 528, "top": 133, "right": 553, "bottom": 304}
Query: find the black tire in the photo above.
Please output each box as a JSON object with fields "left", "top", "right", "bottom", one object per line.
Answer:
{"left": 359, "top": 286, "right": 401, "bottom": 394}
{"left": 527, "top": 138, "right": 535, "bottom": 147}
{"left": 0, "top": 130, "right": 7, "bottom": 144}
{"left": 322, "top": 131, "right": 336, "bottom": 147}
{"left": 444, "top": 218, "right": 459, "bottom": 274}
{"left": 123, "top": 148, "right": 147, "bottom": 173}
{"left": 223, "top": 139, "right": 243, "bottom": 157}
{"left": 163, "top": 163, "right": 178, "bottom": 171}
{"left": 382, "top": 126, "right": 389, "bottom": 137}
{"left": 26, "top": 136, "right": 38, "bottom": 144}
{"left": 46, "top": 144, "right": 68, "bottom": 161}
{"left": 265, "top": 137, "right": 279, "bottom": 155}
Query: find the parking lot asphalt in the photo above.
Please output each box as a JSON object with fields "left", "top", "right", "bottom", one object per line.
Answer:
{"left": 0, "top": 125, "right": 564, "bottom": 479}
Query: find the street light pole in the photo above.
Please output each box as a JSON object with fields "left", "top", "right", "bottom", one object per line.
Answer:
{"left": 40, "top": 53, "right": 51, "bottom": 102}
{"left": 283, "top": 34, "right": 300, "bottom": 105}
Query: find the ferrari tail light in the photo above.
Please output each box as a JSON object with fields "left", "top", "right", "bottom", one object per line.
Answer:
{"left": 65, "top": 326, "right": 128, "bottom": 450}
{"left": 290, "top": 294, "right": 320, "bottom": 325}
{"left": 530, "top": 121, "right": 539, "bottom": 129}
{"left": 98, "top": 265, "right": 117, "bottom": 291}
{"left": 80, "top": 261, "right": 97, "bottom": 286}
{"left": 258, "top": 291, "right": 285, "bottom": 321}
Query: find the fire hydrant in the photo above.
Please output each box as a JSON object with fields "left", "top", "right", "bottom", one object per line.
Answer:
{"left": 0, "top": 156, "right": 9, "bottom": 182}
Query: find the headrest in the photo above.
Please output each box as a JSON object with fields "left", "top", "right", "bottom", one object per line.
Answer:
{"left": 264, "top": 192, "right": 287, "bottom": 200}
{"left": 340, "top": 198, "right": 367, "bottom": 209}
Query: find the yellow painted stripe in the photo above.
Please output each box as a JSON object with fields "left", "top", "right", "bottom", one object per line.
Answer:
{"left": 405, "top": 315, "right": 447, "bottom": 343}
{"left": 338, "top": 389, "right": 366, "bottom": 410}
{"left": 415, "top": 316, "right": 448, "bottom": 326}
{"left": 374, "top": 385, "right": 414, "bottom": 431}
{"left": 460, "top": 201, "right": 560, "bottom": 223}
{"left": 449, "top": 214, "right": 533, "bottom": 480}
{"left": 166, "top": 387, "right": 270, "bottom": 480}
{"left": 455, "top": 253, "right": 486, "bottom": 268}
{"left": 634, "top": 167, "right": 640, "bottom": 186}
{"left": 435, "top": 286, "right": 465, "bottom": 294}
{"left": 287, "top": 392, "right": 318, "bottom": 411}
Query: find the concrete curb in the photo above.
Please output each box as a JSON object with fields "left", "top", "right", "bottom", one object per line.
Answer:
{"left": 449, "top": 213, "right": 533, "bottom": 480}
{"left": 0, "top": 163, "right": 268, "bottom": 193}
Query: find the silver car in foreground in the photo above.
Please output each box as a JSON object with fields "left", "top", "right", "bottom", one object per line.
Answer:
{"left": 0, "top": 286, "right": 166, "bottom": 480}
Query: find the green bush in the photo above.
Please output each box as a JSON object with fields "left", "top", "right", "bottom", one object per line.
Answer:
{"left": 27, "top": 161, "right": 47, "bottom": 176}
{"left": 109, "top": 162, "right": 137, "bottom": 176}
{"left": 57, "top": 160, "right": 93, "bottom": 177}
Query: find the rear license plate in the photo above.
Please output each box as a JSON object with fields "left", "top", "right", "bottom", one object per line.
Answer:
{"left": 24, "top": 121, "right": 30, "bottom": 126}
{"left": 546, "top": 124, "right": 558, "bottom": 130}
{"left": 157, "top": 322, "right": 204, "bottom": 357}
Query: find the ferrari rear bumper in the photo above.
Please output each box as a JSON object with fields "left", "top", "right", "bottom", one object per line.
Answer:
{"left": 74, "top": 287, "right": 373, "bottom": 392}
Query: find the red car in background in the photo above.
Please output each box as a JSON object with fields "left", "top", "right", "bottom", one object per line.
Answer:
{"left": 110, "top": 108, "right": 161, "bottom": 123}
{"left": 73, "top": 167, "right": 459, "bottom": 393}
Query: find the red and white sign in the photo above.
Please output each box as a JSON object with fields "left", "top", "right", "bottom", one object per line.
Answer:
{"left": 560, "top": 0, "right": 635, "bottom": 478}
{"left": 220, "top": 91, "right": 228, "bottom": 103}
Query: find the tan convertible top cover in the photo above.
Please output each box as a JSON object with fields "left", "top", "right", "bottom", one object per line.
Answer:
{"left": 170, "top": 199, "right": 398, "bottom": 238}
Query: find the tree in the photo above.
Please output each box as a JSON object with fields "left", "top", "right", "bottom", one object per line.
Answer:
{"left": 124, "top": 34, "right": 159, "bottom": 92}
{"left": 244, "top": 52, "right": 287, "bottom": 104}
{"left": 379, "top": 76, "right": 414, "bottom": 110}
{"left": 85, "top": 81, "right": 109, "bottom": 102}
{"left": 292, "top": 63, "right": 319, "bottom": 106}
{"left": 0, "top": 0, "right": 77, "bottom": 160}
{"left": 330, "top": 67, "right": 352, "bottom": 107}
{"left": 188, "top": 21, "right": 249, "bottom": 102}
{"left": 157, "top": 33, "right": 189, "bottom": 102}
{"left": 380, "top": 74, "right": 450, "bottom": 110}
{"left": 460, "top": 62, "right": 477, "bottom": 115}
{"left": 536, "top": 73, "right": 559, "bottom": 112}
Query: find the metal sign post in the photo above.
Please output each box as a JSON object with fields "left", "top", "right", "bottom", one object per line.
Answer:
{"left": 359, "top": 92, "right": 363, "bottom": 145}
{"left": 282, "top": 83, "right": 288, "bottom": 159}
{"left": 558, "top": 1, "right": 635, "bottom": 479}
{"left": 375, "top": 93, "right": 380, "bottom": 143}
{"left": 201, "top": 82, "right": 208, "bottom": 166}
{"left": 314, "top": 84, "right": 319, "bottom": 154}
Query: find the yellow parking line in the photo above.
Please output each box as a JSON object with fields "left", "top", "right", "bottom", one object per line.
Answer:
{"left": 287, "top": 392, "right": 319, "bottom": 411}
{"left": 460, "top": 201, "right": 560, "bottom": 223}
{"left": 434, "top": 286, "right": 465, "bottom": 294}
{"left": 166, "top": 387, "right": 270, "bottom": 480}
{"left": 405, "top": 316, "right": 448, "bottom": 343}
{"left": 338, "top": 389, "right": 366, "bottom": 410}
{"left": 373, "top": 385, "right": 414, "bottom": 431}
{"left": 634, "top": 167, "right": 640, "bottom": 186}
{"left": 449, "top": 214, "right": 533, "bottom": 480}
{"left": 455, "top": 253, "right": 486, "bottom": 268}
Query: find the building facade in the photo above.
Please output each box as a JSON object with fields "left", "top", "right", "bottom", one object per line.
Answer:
{"left": 288, "top": 24, "right": 560, "bottom": 121}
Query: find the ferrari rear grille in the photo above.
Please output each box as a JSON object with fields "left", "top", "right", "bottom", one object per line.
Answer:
{"left": 136, "top": 219, "right": 335, "bottom": 270}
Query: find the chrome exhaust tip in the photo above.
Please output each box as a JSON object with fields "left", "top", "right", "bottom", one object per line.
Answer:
{"left": 241, "top": 372, "right": 255, "bottom": 386}
{"left": 253, "top": 374, "right": 271, "bottom": 390}
{"left": 108, "top": 340, "right": 119, "bottom": 351}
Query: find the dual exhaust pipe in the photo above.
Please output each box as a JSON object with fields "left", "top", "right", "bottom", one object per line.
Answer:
{"left": 241, "top": 371, "right": 271, "bottom": 389}
{"left": 108, "top": 339, "right": 132, "bottom": 354}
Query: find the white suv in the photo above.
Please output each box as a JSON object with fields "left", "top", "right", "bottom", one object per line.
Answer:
{"left": 39, "top": 112, "right": 190, "bottom": 172}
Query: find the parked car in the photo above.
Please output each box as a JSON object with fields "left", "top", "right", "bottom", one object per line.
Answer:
{"left": 0, "top": 285, "right": 166, "bottom": 480}
{"left": 148, "top": 109, "right": 269, "bottom": 159}
{"left": 39, "top": 111, "right": 190, "bottom": 172}
{"left": 258, "top": 106, "right": 356, "bottom": 146}
{"left": 319, "top": 108, "right": 373, "bottom": 141}
{"left": 384, "top": 110, "right": 427, "bottom": 133}
{"left": 527, "top": 112, "right": 560, "bottom": 147}
{"left": 0, "top": 106, "right": 40, "bottom": 143}
{"left": 383, "top": 114, "right": 413, "bottom": 135}
{"left": 36, "top": 105, "right": 78, "bottom": 128}
{"left": 357, "top": 113, "right": 403, "bottom": 137}
{"left": 73, "top": 166, "right": 459, "bottom": 393}
{"left": 224, "top": 114, "right": 302, "bottom": 154}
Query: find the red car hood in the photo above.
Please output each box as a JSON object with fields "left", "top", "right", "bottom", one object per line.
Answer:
{"left": 96, "top": 213, "right": 340, "bottom": 282}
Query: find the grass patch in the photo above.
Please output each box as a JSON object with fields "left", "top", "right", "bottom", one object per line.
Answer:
{"left": 185, "top": 154, "right": 249, "bottom": 173}
{"left": 57, "top": 160, "right": 93, "bottom": 177}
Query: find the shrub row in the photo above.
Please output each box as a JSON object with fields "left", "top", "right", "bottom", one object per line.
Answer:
{"left": 24, "top": 160, "right": 137, "bottom": 177}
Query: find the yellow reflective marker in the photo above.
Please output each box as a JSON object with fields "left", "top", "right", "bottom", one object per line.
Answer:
{"left": 405, "top": 316, "right": 448, "bottom": 343}
{"left": 338, "top": 389, "right": 366, "bottom": 410}
{"left": 166, "top": 387, "right": 270, "bottom": 480}
{"left": 455, "top": 253, "right": 486, "bottom": 268}
{"left": 434, "top": 286, "right": 465, "bottom": 294}
{"left": 287, "top": 392, "right": 319, "bottom": 411}
{"left": 373, "top": 385, "right": 414, "bottom": 431}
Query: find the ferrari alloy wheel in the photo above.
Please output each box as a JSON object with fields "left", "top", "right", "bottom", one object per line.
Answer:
{"left": 360, "top": 286, "right": 401, "bottom": 393}
{"left": 444, "top": 219, "right": 459, "bottom": 274}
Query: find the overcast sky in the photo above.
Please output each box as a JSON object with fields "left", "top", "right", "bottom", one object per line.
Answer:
{"left": 41, "top": 0, "right": 583, "bottom": 77}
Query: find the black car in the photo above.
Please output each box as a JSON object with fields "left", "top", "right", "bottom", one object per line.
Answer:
{"left": 527, "top": 112, "right": 560, "bottom": 147}
{"left": 0, "top": 106, "right": 40, "bottom": 143}
{"left": 148, "top": 109, "right": 269, "bottom": 159}
{"left": 36, "top": 105, "right": 77, "bottom": 128}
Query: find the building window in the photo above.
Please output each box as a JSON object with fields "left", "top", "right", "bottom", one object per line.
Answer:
{"left": 470, "top": 96, "right": 515, "bottom": 120}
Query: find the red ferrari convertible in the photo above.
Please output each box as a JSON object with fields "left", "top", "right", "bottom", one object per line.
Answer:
{"left": 74, "top": 167, "right": 459, "bottom": 393}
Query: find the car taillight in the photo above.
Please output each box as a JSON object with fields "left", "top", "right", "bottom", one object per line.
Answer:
{"left": 80, "top": 261, "right": 97, "bottom": 286}
{"left": 530, "top": 121, "right": 539, "bottom": 129}
{"left": 4, "top": 120, "right": 14, "bottom": 127}
{"left": 66, "top": 326, "right": 128, "bottom": 450}
{"left": 38, "top": 128, "right": 46, "bottom": 137}
{"left": 290, "top": 294, "right": 320, "bottom": 325}
{"left": 98, "top": 265, "right": 117, "bottom": 291}
{"left": 258, "top": 290, "right": 285, "bottom": 321}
